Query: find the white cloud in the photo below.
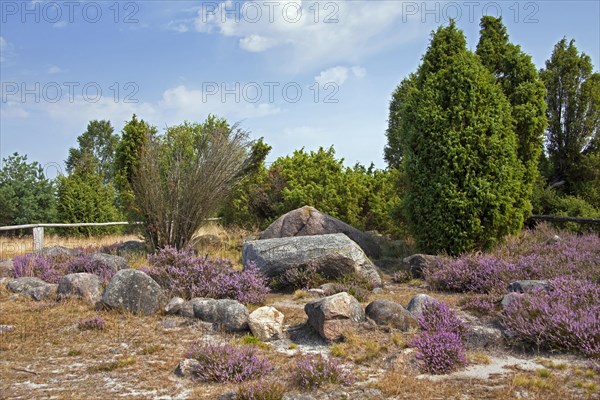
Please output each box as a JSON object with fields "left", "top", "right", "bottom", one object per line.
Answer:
{"left": 48, "top": 65, "right": 62, "bottom": 74}
{"left": 315, "top": 66, "right": 349, "bottom": 86}
{"left": 239, "top": 34, "right": 278, "bottom": 52}
{"left": 0, "top": 36, "right": 14, "bottom": 63}
{"left": 166, "top": 20, "right": 191, "bottom": 33}
{"left": 351, "top": 66, "right": 367, "bottom": 79}
{"left": 193, "top": 1, "right": 425, "bottom": 70}
{"left": 315, "top": 65, "right": 366, "bottom": 86}
{"left": 5, "top": 83, "right": 280, "bottom": 134}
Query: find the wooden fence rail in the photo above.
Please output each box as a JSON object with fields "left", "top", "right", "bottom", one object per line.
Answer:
{"left": 530, "top": 215, "right": 600, "bottom": 225}
{"left": 0, "top": 219, "right": 222, "bottom": 253}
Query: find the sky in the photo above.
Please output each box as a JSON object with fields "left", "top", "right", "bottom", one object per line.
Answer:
{"left": 1, "top": 0, "right": 599, "bottom": 177}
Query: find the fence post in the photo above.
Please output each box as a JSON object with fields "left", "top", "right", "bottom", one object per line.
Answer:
{"left": 33, "top": 226, "right": 44, "bottom": 253}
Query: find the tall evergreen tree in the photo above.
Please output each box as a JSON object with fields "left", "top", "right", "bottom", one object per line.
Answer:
{"left": 540, "top": 38, "right": 600, "bottom": 193}
{"left": 388, "top": 21, "right": 524, "bottom": 254}
{"left": 476, "top": 16, "right": 547, "bottom": 217}
{"left": 66, "top": 120, "right": 119, "bottom": 184}
{"left": 56, "top": 154, "right": 121, "bottom": 235}
{"left": 114, "top": 114, "right": 157, "bottom": 216}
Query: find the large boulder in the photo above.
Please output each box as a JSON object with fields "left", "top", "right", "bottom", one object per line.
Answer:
{"left": 304, "top": 292, "right": 365, "bottom": 341}
{"left": 402, "top": 254, "right": 441, "bottom": 278}
{"left": 116, "top": 241, "right": 147, "bottom": 257}
{"left": 248, "top": 306, "right": 285, "bottom": 341}
{"left": 57, "top": 273, "right": 102, "bottom": 303}
{"left": 365, "top": 299, "right": 418, "bottom": 331}
{"left": 192, "top": 299, "right": 249, "bottom": 332}
{"left": 101, "top": 269, "right": 164, "bottom": 315}
{"left": 88, "top": 253, "right": 128, "bottom": 273}
{"left": 260, "top": 206, "right": 380, "bottom": 258}
{"left": 243, "top": 233, "right": 382, "bottom": 287}
{"left": 8, "top": 277, "right": 55, "bottom": 301}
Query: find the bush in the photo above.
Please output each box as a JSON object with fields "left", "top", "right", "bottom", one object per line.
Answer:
{"left": 417, "top": 300, "right": 467, "bottom": 339}
{"left": 293, "top": 354, "right": 352, "bottom": 388}
{"left": 236, "top": 381, "right": 286, "bottom": 400}
{"left": 221, "top": 146, "right": 402, "bottom": 236}
{"left": 141, "top": 246, "right": 269, "bottom": 304}
{"left": 13, "top": 252, "right": 118, "bottom": 285}
{"left": 501, "top": 277, "right": 600, "bottom": 357}
{"left": 388, "top": 22, "right": 526, "bottom": 255}
{"left": 13, "top": 254, "right": 70, "bottom": 283}
{"left": 77, "top": 316, "right": 106, "bottom": 331}
{"left": 411, "top": 331, "right": 467, "bottom": 374}
{"left": 280, "top": 264, "right": 325, "bottom": 290}
{"left": 459, "top": 294, "right": 497, "bottom": 315}
{"left": 185, "top": 342, "right": 273, "bottom": 383}
{"left": 133, "top": 116, "right": 257, "bottom": 250}
{"left": 322, "top": 274, "right": 375, "bottom": 302}
{"left": 411, "top": 300, "right": 467, "bottom": 374}
{"left": 425, "top": 230, "right": 600, "bottom": 293}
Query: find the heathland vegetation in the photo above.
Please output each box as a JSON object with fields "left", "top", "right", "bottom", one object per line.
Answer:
{"left": 1, "top": 17, "right": 599, "bottom": 400}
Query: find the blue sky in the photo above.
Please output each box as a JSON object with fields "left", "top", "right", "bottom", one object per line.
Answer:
{"left": 1, "top": 0, "right": 599, "bottom": 176}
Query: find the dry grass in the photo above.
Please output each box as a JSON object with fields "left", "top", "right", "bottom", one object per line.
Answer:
{"left": 0, "top": 233, "right": 141, "bottom": 259}
{"left": 2, "top": 225, "right": 599, "bottom": 399}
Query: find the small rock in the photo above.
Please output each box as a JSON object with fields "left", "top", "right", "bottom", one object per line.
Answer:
{"left": 174, "top": 358, "right": 200, "bottom": 378}
{"left": 249, "top": 306, "right": 285, "bottom": 341}
{"left": 101, "top": 269, "right": 165, "bottom": 315}
{"left": 304, "top": 292, "right": 364, "bottom": 341}
{"left": 546, "top": 235, "right": 561, "bottom": 245}
{"left": 406, "top": 293, "right": 436, "bottom": 319}
{"left": 466, "top": 324, "right": 504, "bottom": 349}
{"left": 0, "top": 259, "right": 14, "bottom": 278}
{"left": 40, "top": 245, "right": 82, "bottom": 257}
{"left": 372, "top": 287, "right": 384, "bottom": 294}
{"left": 307, "top": 288, "right": 325, "bottom": 297}
{"left": 501, "top": 292, "right": 523, "bottom": 309}
{"left": 57, "top": 273, "right": 102, "bottom": 303}
{"left": 116, "top": 241, "right": 147, "bottom": 257}
{"left": 365, "top": 299, "right": 418, "bottom": 331}
{"left": 165, "top": 297, "right": 185, "bottom": 315}
{"left": 283, "top": 395, "right": 317, "bottom": 400}
{"left": 180, "top": 298, "right": 209, "bottom": 318}
{"left": 193, "top": 299, "right": 250, "bottom": 332}
{"left": 8, "top": 277, "right": 54, "bottom": 301}
{"left": 0, "top": 325, "right": 15, "bottom": 333}
{"left": 507, "top": 280, "right": 549, "bottom": 294}
{"left": 402, "top": 254, "right": 440, "bottom": 278}
{"left": 88, "top": 253, "right": 129, "bottom": 273}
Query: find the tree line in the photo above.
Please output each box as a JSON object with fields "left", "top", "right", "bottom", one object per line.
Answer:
{"left": 1, "top": 17, "right": 598, "bottom": 254}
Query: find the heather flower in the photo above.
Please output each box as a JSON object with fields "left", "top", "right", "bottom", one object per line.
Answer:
{"left": 417, "top": 300, "right": 467, "bottom": 340}
{"left": 185, "top": 342, "right": 273, "bottom": 383}
{"left": 141, "top": 247, "right": 270, "bottom": 304}
{"left": 12, "top": 253, "right": 70, "bottom": 283}
{"left": 411, "top": 330, "right": 466, "bottom": 374}
{"left": 501, "top": 277, "right": 600, "bottom": 357}
{"left": 293, "top": 354, "right": 353, "bottom": 388}
{"left": 459, "top": 294, "right": 497, "bottom": 315}
{"left": 77, "top": 316, "right": 106, "bottom": 331}
{"left": 65, "top": 255, "right": 116, "bottom": 284}
{"left": 411, "top": 300, "right": 468, "bottom": 374}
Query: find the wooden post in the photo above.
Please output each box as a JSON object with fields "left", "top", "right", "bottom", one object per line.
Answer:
{"left": 33, "top": 226, "right": 44, "bottom": 253}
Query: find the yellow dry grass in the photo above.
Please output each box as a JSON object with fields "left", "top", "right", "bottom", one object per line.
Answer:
{"left": 0, "top": 234, "right": 142, "bottom": 259}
